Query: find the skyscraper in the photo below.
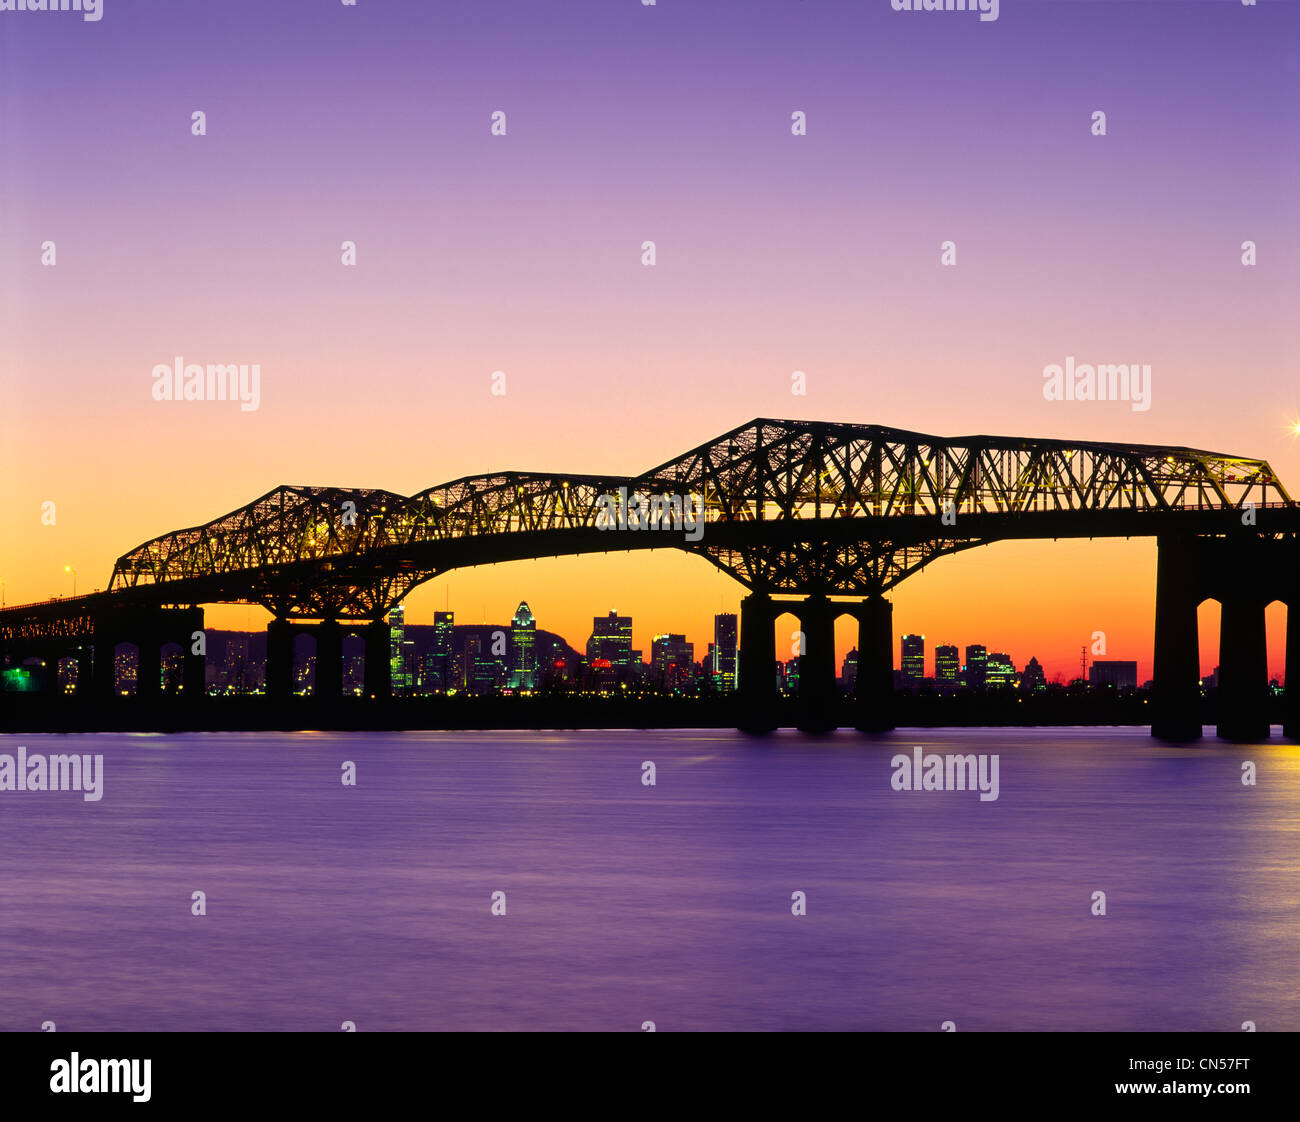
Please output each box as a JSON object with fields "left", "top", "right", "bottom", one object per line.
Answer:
{"left": 901, "top": 634, "right": 925, "bottom": 684}
{"left": 510, "top": 601, "right": 538, "bottom": 690}
{"left": 432, "top": 611, "right": 455, "bottom": 691}
{"left": 464, "top": 632, "right": 503, "bottom": 695}
{"left": 713, "top": 613, "right": 738, "bottom": 691}
{"left": 652, "top": 633, "right": 695, "bottom": 690}
{"left": 587, "top": 611, "right": 633, "bottom": 668}
{"left": 389, "top": 602, "right": 408, "bottom": 694}
{"left": 964, "top": 644, "right": 988, "bottom": 690}
{"left": 935, "top": 644, "right": 959, "bottom": 685}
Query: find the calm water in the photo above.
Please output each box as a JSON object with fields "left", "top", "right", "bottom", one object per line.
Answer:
{"left": 1, "top": 727, "right": 1297, "bottom": 1032}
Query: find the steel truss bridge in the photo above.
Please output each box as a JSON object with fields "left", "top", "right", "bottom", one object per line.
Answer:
{"left": 2, "top": 418, "right": 1297, "bottom": 739}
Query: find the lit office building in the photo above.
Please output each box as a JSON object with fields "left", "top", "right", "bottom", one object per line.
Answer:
{"left": 901, "top": 634, "right": 925, "bottom": 684}
{"left": 402, "top": 636, "right": 415, "bottom": 691}
{"left": 935, "top": 644, "right": 959, "bottom": 685}
{"left": 464, "top": 632, "right": 502, "bottom": 695}
{"left": 419, "top": 649, "right": 441, "bottom": 694}
{"left": 964, "top": 644, "right": 988, "bottom": 690}
{"left": 430, "top": 611, "right": 455, "bottom": 692}
{"left": 389, "top": 603, "right": 409, "bottom": 694}
{"left": 713, "top": 613, "right": 738, "bottom": 691}
{"left": 587, "top": 611, "right": 633, "bottom": 668}
{"left": 510, "top": 601, "right": 538, "bottom": 690}
{"left": 985, "top": 652, "right": 1018, "bottom": 689}
{"left": 651, "top": 633, "right": 695, "bottom": 691}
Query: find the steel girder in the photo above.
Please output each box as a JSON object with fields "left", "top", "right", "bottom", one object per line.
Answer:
{"left": 96, "top": 418, "right": 1294, "bottom": 616}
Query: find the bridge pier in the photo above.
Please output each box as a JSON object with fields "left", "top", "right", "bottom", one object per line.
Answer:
{"left": 738, "top": 593, "right": 777, "bottom": 731}
{"left": 266, "top": 620, "right": 295, "bottom": 698}
{"left": 39, "top": 652, "right": 62, "bottom": 694}
{"left": 854, "top": 594, "right": 895, "bottom": 732}
{"left": 1285, "top": 596, "right": 1300, "bottom": 740}
{"left": 796, "top": 595, "right": 838, "bottom": 733}
{"left": 75, "top": 645, "right": 93, "bottom": 696}
{"left": 1217, "top": 596, "right": 1271, "bottom": 741}
{"left": 93, "top": 635, "right": 118, "bottom": 698}
{"left": 137, "top": 637, "right": 161, "bottom": 700}
{"left": 363, "top": 619, "right": 391, "bottom": 700}
{"left": 1151, "top": 534, "right": 1203, "bottom": 740}
{"left": 315, "top": 620, "right": 343, "bottom": 699}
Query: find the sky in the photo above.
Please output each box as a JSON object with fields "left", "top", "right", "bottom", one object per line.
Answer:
{"left": 1, "top": 0, "right": 1297, "bottom": 683}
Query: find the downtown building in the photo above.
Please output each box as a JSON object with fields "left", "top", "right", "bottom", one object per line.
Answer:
{"left": 1089, "top": 660, "right": 1138, "bottom": 692}
{"left": 389, "top": 603, "right": 410, "bottom": 695}
{"left": 651, "top": 633, "right": 695, "bottom": 691}
{"left": 713, "top": 613, "right": 738, "bottom": 691}
{"left": 900, "top": 634, "right": 925, "bottom": 686}
{"left": 964, "top": 644, "right": 988, "bottom": 690}
{"left": 509, "top": 601, "right": 539, "bottom": 691}
{"left": 985, "top": 652, "right": 1018, "bottom": 689}
{"left": 935, "top": 644, "right": 960, "bottom": 689}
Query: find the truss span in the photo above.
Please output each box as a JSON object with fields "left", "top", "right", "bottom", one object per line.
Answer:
{"left": 98, "top": 418, "right": 1294, "bottom": 618}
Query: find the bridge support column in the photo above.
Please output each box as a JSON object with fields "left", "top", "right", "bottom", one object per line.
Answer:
{"left": 738, "top": 593, "right": 777, "bottom": 731}
{"left": 1285, "top": 597, "right": 1300, "bottom": 741}
{"left": 75, "top": 645, "right": 93, "bottom": 697}
{"left": 1151, "top": 534, "right": 1202, "bottom": 740}
{"left": 137, "top": 636, "right": 161, "bottom": 700}
{"left": 796, "top": 596, "right": 838, "bottom": 733}
{"left": 40, "top": 652, "right": 63, "bottom": 694}
{"left": 93, "top": 636, "right": 117, "bottom": 699}
{"left": 854, "top": 594, "right": 895, "bottom": 732}
{"left": 176, "top": 608, "right": 205, "bottom": 702}
{"left": 315, "top": 620, "right": 343, "bottom": 700}
{"left": 363, "top": 619, "right": 391, "bottom": 700}
{"left": 266, "top": 620, "right": 294, "bottom": 699}
{"left": 1218, "top": 597, "right": 1271, "bottom": 741}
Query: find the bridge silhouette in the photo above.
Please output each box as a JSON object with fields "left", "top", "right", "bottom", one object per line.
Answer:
{"left": 2, "top": 418, "right": 1297, "bottom": 739}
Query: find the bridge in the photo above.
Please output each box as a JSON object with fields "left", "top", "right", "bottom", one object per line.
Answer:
{"left": 2, "top": 418, "right": 1297, "bottom": 739}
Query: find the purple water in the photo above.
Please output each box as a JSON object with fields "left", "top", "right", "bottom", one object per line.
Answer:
{"left": 0, "top": 727, "right": 1295, "bottom": 1031}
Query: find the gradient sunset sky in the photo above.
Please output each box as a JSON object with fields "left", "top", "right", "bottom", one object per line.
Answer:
{"left": 2, "top": 0, "right": 1297, "bottom": 683}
